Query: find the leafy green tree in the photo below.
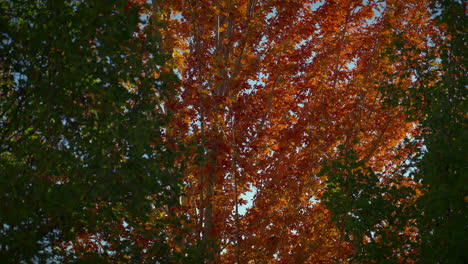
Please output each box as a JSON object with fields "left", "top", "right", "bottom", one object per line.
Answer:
{"left": 411, "top": 1, "right": 467, "bottom": 262}
{"left": 321, "top": 147, "right": 419, "bottom": 263}
{"left": 0, "top": 0, "right": 190, "bottom": 263}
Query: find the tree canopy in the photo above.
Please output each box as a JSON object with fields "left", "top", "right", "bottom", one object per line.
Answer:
{"left": 1, "top": 0, "right": 189, "bottom": 263}
{"left": 0, "top": 0, "right": 466, "bottom": 263}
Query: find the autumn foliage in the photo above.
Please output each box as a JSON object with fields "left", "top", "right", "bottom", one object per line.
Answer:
{"left": 152, "top": 0, "right": 437, "bottom": 262}
{"left": 2, "top": 0, "right": 465, "bottom": 263}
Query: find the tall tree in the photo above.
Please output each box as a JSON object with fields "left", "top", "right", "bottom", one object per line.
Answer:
{"left": 0, "top": 0, "right": 189, "bottom": 262}
{"left": 155, "top": 0, "right": 433, "bottom": 262}
{"left": 410, "top": 0, "right": 467, "bottom": 262}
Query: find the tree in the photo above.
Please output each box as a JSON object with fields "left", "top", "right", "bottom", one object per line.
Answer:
{"left": 0, "top": 0, "right": 190, "bottom": 262}
{"left": 154, "top": 0, "right": 433, "bottom": 262}
{"left": 322, "top": 0, "right": 467, "bottom": 263}
{"left": 409, "top": 1, "right": 467, "bottom": 262}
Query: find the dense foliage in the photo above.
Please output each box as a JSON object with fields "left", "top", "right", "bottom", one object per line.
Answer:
{"left": 323, "top": 0, "right": 467, "bottom": 263}
{"left": 0, "top": 0, "right": 189, "bottom": 263}
{"left": 1, "top": 0, "right": 465, "bottom": 263}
